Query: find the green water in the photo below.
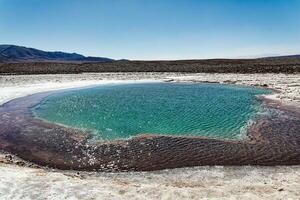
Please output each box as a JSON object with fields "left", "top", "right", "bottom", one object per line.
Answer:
{"left": 33, "top": 83, "right": 271, "bottom": 141}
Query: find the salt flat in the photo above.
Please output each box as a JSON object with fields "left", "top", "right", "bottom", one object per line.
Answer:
{"left": 0, "top": 72, "right": 299, "bottom": 200}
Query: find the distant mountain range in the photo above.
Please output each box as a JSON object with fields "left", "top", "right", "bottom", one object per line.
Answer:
{"left": 0, "top": 44, "right": 299, "bottom": 63}
{"left": 0, "top": 45, "right": 114, "bottom": 63}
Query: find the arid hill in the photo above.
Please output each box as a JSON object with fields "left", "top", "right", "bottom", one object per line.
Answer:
{"left": 0, "top": 45, "right": 114, "bottom": 63}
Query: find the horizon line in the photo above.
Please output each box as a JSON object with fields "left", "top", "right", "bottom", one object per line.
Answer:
{"left": 1, "top": 43, "right": 300, "bottom": 61}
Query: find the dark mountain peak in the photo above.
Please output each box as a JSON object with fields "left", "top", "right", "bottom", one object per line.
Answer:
{"left": 0, "top": 45, "right": 114, "bottom": 63}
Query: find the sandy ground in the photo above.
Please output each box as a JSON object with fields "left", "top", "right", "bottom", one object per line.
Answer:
{"left": 0, "top": 72, "right": 300, "bottom": 200}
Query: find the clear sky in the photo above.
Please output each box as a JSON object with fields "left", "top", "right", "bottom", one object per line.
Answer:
{"left": 0, "top": 0, "right": 299, "bottom": 60}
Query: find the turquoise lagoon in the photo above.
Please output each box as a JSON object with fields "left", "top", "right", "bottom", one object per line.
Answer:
{"left": 32, "top": 83, "right": 271, "bottom": 141}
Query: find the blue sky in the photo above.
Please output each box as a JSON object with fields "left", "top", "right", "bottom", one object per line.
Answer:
{"left": 0, "top": 0, "right": 299, "bottom": 60}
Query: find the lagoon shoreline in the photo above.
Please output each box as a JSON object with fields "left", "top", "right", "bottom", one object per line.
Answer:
{"left": 1, "top": 82, "right": 300, "bottom": 171}
{"left": 0, "top": 72, "right": 300, "bottom": 199}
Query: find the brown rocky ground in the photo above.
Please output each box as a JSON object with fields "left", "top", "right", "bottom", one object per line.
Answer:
{"left": 1, "top": 57, "right": 300, "bottom": 74}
